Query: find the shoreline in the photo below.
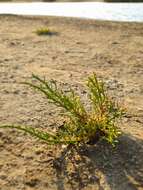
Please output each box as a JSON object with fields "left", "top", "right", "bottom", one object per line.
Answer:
{"left": 1, "top": 14, "right": 143, "bottom": 25}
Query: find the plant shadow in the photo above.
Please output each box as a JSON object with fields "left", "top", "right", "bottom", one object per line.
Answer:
{"left": 37, "top": 31, "right": 59, "bottom": 36}
{"left": 53, "top": 134, "right": 143, "bottom": 190}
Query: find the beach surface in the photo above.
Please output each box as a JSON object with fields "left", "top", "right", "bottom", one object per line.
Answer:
{"left": 0, "top": 15, "right": 143, "bottom": 190}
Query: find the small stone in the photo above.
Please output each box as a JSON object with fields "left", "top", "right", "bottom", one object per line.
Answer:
{"left": 62, "top": 144, "right": 67, "bottom": 149}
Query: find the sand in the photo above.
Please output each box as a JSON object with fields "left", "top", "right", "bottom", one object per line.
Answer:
{"left": 0, "top": 15, "right": 143, "bottom": 190}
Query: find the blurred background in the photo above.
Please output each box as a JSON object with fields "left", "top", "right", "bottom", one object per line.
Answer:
{"left": 0, "top": 0, "right": 143, "bottom": 2}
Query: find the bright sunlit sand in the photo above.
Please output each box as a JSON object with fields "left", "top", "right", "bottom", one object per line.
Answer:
{"left": 0, "top": 2, "right": 143, "bottom": 190}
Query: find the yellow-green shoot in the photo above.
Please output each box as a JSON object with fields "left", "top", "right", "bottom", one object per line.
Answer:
{"left": 0, "top": 74, "right": 124, "bottom": 146}
{"left": 35, "top": 27, "right": 56, "bottom": 36}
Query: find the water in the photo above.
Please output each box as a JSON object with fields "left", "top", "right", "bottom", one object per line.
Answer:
{"left": 0, "top": 0, "right": 143, "bottom": 1}
{"left": 0, "top": 2, "right": 143, "bottom": 22}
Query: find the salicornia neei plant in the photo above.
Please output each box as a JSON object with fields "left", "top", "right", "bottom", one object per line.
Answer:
{"left": 35, "top": 27, "right": 57, "bottom": 36}
{"left": 0, "top": 73, "right": 124, "bottom": 146}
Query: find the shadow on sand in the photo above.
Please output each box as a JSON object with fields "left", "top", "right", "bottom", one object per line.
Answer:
{"left": 53, "top": 134, "right": 143, "bottom": 190}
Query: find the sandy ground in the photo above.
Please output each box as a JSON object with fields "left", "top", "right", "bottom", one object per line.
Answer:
{"left": 0, "top": 15, "right": 143, "bottom": 190}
